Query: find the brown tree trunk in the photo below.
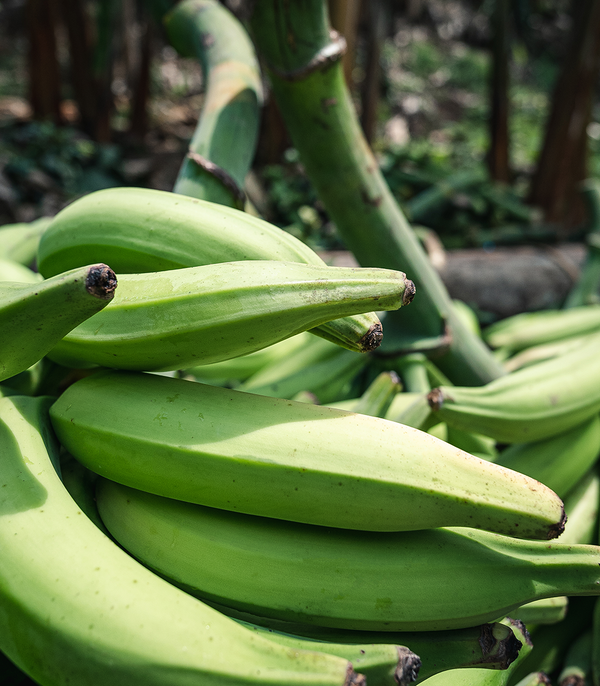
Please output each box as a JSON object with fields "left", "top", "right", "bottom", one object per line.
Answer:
{"left": 26, "top": 0, "right": 62, "bottom": 123}
{"left": 59, "top": 0, "right": 97, "bottom": 136}
{"left": 528, "top": 0, "right": 600, "bottom": 232}
{"left": 128, "top": 14, "right": 152, "bottom": 141}
{"left": 489, "top": 0, "right": 511, "bottom": 183}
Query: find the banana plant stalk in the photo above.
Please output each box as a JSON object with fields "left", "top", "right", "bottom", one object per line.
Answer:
{"left": 247, "top": 0, "right": 505, "bottom": 386}
{"left": 164, "top": 0, "right": 263, "bottom": 209}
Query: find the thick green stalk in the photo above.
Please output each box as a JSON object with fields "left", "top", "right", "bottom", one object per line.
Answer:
{"left": 248, "top": 0, "right": 504, "bottom": 386}
{"left": 164, "top": 0, "right": 262, "bottom": 208}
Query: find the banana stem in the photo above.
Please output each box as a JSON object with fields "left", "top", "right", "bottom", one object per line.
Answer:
{"left": 164, "top": 0, "right": 263, "bottom": 208}
{"left": 247, "top": 0, "right": 505, "bottom": 386}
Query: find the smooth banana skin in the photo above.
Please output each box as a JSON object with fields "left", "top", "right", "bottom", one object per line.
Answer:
{"left": 48, "top": 260, "right": 414, "bottom": 372}
{"left": 0, "top": 216, "right": 51, "bottom": 265}
{"left": 560, "top": 467, "right": 600, "bottom": 546}
{"left": 0, "top": 263, "right": 117, "bottom": 383}
{"left": 51, "top": 370, "right": 565, "bottom": 537}
{"left": 483, "top": 305, "right": 600, "bottom": 353}
{"left": 351, "top": 371, "right": 403, "bottom": 419}
{"left": 183, "top": 332, "right": 313, "bottom": 385}
{"left": 493, "top": 415, "right": 600, "bottom": 499}
{"left": 427, "top": 332, "right": 600, "bottom": 443}
{"left": 445, "top": 425, "right": 498, "bottom": 462}
{"left": 238, "top": 345, "right": 369, "bottom": 404}
{"left": 510, "top": 597, "right": 569, "bottom": 626}
{"left": 236, "top": 622, "right": 422, "bottom": 686}
{"left": 213, "top": 611, "right": 523, "bottom": 685}
{"left": 412, "top": 620, "right": 532, "bottom": 686}
{"left": 0, "top": 394, "right": 365, "bottom": 686}
{"left": 95, "top": 479, "right": 600, "bottom": 632}
{"left": 36, "top": 187, "right": 384, "bottom": 353}
{"left": 502, "top": 332, "right": 600, "bottom": 373}
{"left": 0, "top": 257, "right": 42, "bottom": 283}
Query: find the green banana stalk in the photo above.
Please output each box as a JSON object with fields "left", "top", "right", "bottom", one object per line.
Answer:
{"left": 483, "top": 305, "right": 600, "bottom": 353}
{"left": 47, "top": 260, "right": 414, "bottom": 372}
{"left": 36, "top": 187, "right": 384, "bottom": 353}
{"left": 493, "top": 415, "right": 600, "bottom": 499}
{"left": 95, "top": 478, "right": 599, "bottom": 632}
{"left": 557, "top": 627, "right": 592, "bottom": 686}
{"left": 0, "top": 216, "right": 51, "bottom": 265}
{"left": 0, "top": 394, "right": 366, "bottom": 686}
{"left": 402, "top": 620, "right": 532, "bottom": 686}
{"left": 351, "top": 371, "right": 403, "bottom": 418}
{"left": 392, "top": 353, "right": 431, "bottom": 393}
{"left": 427, "top": 332, "right": 600, "bottom": 443}
{"left": 211, "top": 612, "right": 524, "bottom": 685}
{"left": 235, "top": 622, "right": 422, "bottom": 686}
{"left": 0, "top": 263, "right": 117, "bottom": 383}
{"left": 51, "top": 370, "right": 566, "bottom": 537}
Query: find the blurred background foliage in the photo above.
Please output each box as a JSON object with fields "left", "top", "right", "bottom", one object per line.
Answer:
{"left": 0, "top": 0, "right": 599, "bottom": 252}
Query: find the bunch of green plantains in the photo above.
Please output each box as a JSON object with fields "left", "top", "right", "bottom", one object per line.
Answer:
{"left": 2, "top": 188, "right": 600, "bottom": 686}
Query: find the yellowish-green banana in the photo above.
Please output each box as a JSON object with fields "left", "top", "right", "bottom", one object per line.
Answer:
{"left": 493, "top": 415, "right": 600, "bottom": 498}
{"left": 427, "top": 332, "right": 600, "bottom": 443}
{"left": 0, "top": 257, "right": 42, "bottom": 283}
{"left": 37, "top": 187, "right": 384, "bottom": 353}
{"left": 48, "top": 260, "right": 414, "bottom": 372}
{"left": 0, "top": 394, "right": 366, "bottom": 686}
{"left": 0, "top": 263, "right": 117, "bottom": 383}
{"left": 95, "top": 478, "right": 600, "bottom": 632}
{"left": 483, "top": 305, "right": 600, "bottom": 353}
{"left": 502, "top": 332, "right": 600, "bottom": 373}
{"left": 0, "top": 216, "right": 51, "bottom": 265}
{"left": 560, "top": 467, "right": 600, "bottom": 546}
{"left": 51, "top": 370, "right": 565, "bottom": 537}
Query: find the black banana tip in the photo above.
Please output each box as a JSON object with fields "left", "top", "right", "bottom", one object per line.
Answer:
{"left": 360, "top": 322, "right": 384, "bottom": 351}
{"left": 427, "top": 387, "right": 444, "bottom": 410}
{"left": 346, "top": 668, "right": 366, "bottom": 686}
{"left": 395, "top": 647, "right": 422, "bottom": 686}
{"left": 402, "top": 279, "right": 416, "bottom": 307}
{"left": 86, "top": 264, "right": 118, "bottom": 300}
{"left": 547, "top": 505, "right": 567, "bottom": 540}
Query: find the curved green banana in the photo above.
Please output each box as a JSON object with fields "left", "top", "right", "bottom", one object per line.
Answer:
{"left": 0, "top": 263, "right": 117, "bottom": 382}
{"left": 427, "top": 332, "right": 600, "bottom": 443}
{"left": 51, "top": 370, "right": 565, "bottom": 537}
{"left": 511, "top": 597, "right": 569, "bottom": 626}
{"left": 483, "top": 305, "right": 600, "bottom": 353}
{"left": 494, "top": 415, "right": 600, "bottom": 499}
{"left": 0, "top": 257, "right": 42, "bottom": 283}
{"left": 95, "top": 479, "right": 597, "bottom": 632}
{"left": 236, "top": 622, "right": 421, "bottom": 686}
{"left": 47, "top": 260, "right": 414, "bottom": 372}
{"left": 37, "top": 187, "right": 384, "bottom": 353}
{"left": 560, "top": 467, "right": 600, "bottom": 546}
{"left": 0, "top": 216, "right": 51, "bottom": 265}
{"left": 212, "top": 609, "right": 524, "bottom": 683}
{"left": 502, "top": 332, "right": 600, "bottom": 373}
{"left": 557, "top": 627, "right": 592, "bottom": 686}
{"left": 0, "top": 394, "right": 365, "bottom": 686}
{"left": 183, "top": 332, "right": 313, "bottom": 385}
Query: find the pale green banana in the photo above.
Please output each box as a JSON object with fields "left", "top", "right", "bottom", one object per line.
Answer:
{"left": 391, "top": 353, "right": 431, "bottom": 394}
{"left": 445, "top": 425, "right": 498, "bottom": 462}
{"left": 493, "top": 415, "right": 600, "bottom": 498}
{"left": 427, "top": 332, "right": 600, "bottom": 443}
{"left": 0, "top": 216, "right": 51, "bottom": 265}
{"left": 557, "top": 627, "right": 592, "bottom": 686}
{"left": 205, "top": 610, "right": 524, "bottom": 685}
{"left": 560, "top": 467, "right": 600, "bottom": 546}
{"left": 95, "top": 479, "right": 599, "bottom": 632}
{"left": 405, "top": 620, "right": 532, "bottom": 685}
{"left": 51, "top": 370, "right": 566, "bottom": 537}
{"left": 511, "top": 672, "right": 551, "bottom": 686}
{"left": 58, "top": 450, "right": 109, "bottom": 534}
{"left": 47, "top": 260, "right": 414, "bottom": 372}
{"left": 483, "top": 305, "right": 600, "bottom": 353}
{"left": 351, "top": 371, "right": 403, "bottom": 418}
{"left": 36, "top": 187, "right": 384, "bottom": 353}
{"left": 502, "top": 332, "right": 600, "bottom": 373}
{"left": 183, "top": 332, "right": 313, "bottom": 385}
{"left": 238, "top": 344, "right": 369, "bottom": 404}
{"left": 0, "top": 257, "right": 42, "bottom": 283}
{"left": 510, "top": 597, "right": 569, "bottom": 626}
{"left": 452, "top": 299, "right": 482, "bottom": 339}
{"left": 0, "top": 263, "right": 117, "bottom": 382}
{"left": 0, "top": 394, "right": 365, "bottom": 686}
